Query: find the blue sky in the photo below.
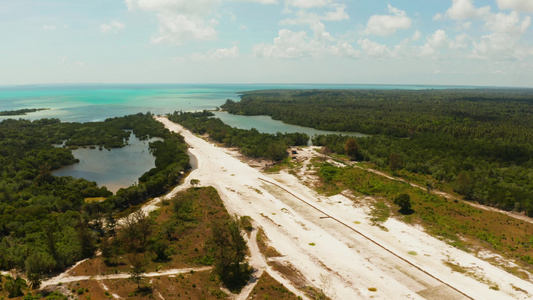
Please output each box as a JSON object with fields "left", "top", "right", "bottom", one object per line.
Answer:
{"left": 1, "top": 0, "right": 532, "bottom": 87}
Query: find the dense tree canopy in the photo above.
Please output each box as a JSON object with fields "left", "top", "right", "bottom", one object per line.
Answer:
{"left": 222, "top": 89, "right": 533, "bottom": 141}
{"left": 223, "top": 89, "right": 533, "bottom": 216}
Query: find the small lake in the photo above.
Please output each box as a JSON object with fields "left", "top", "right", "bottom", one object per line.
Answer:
{"left": 213, "top": 112, "right": 367, "bottom": 138}
{"left": 53, "top": 133, "right": 160, "bottom": 193}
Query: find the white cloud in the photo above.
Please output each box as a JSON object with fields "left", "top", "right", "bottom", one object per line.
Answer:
{"left": 252, "top": 0, "right": 362, "bottom": 61}
{"left": 497, "top": 0, "right": 533, "bottom": 13}
{"left": 431, "top": 0, "right": 533, "bottom": 61}
{"left": 253, "top": 29, "right": 315, "bottom": 59}
{"left": 281, "top": 5, "right": 348, "bottom": 25}
{"left": 364, "top": 4, "right": 412, "bottom": 36}
{"left": 42, "top": 24, "right": 56, "bottom": 30}
{"left": 470, "top": 10, "right": 532, "bottom": 60}
{"left": 412, "top": 30, "right": 422, "bottom": 41}
{"left": 430, "top": 30, "right": 451, "bottom": 48}
{"left": 125, "top": 0, "right": 136, "bottom": 10}
{"left": 279, "top": 4, "right": 348, "bottom": 47}
{"left": 59, "top": 56, "right": 84, "bottom": 67}
{"left": 100, "top": 21, "right": 125, "bottom": 33}
{"left": 444, "top": 0, "right": 490, "bottom": 20}
{"left": 125, "top": 0, "right": 220, "bottom": 44}
{"left": 253, "top": 26, "right": 361, "bottom": 60}
{"left": 484, "top": 11, "right": 531, "bottom": 35}
{"left": 126, "top": 0, "right": 220, "bottom": 14}
{"left": 472, "top": 32, "right": 533, "bottom": 60}
{"left": 284, "top": 0, "right": 334, "bottom": 9}
{"left": 358, "top": 39, "right": 392, "bottom": 58}
{"left": 190, "top": 46, "right": 240, "bottom": 61}
{"left": 151, "top": 14, "right": 218, "bottom": 44}
{"left": 420, "top": 30, "right": 469, "bottom": 56}
{"left": 239, "top": 0, "right": 277, "bottom": 3}
{"left": 310, "top": 22, "right": 334, "bottom": 42}
{"left": 329, "top": 42, "right": 360, "bottom": 58}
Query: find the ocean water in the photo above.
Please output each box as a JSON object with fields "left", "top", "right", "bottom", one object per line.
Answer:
{"left": 0, "top": 83, "right": 473, "bottom": 191}
{"left": 0, "top": 83, "right": 474, "bottom": 123}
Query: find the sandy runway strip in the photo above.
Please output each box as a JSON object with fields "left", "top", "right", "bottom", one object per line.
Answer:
{"left": 157, "top": 117, "right": 533, "bottom": 300}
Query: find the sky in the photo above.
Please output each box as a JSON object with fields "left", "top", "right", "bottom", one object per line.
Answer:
{"left": 1, "top": 0, "right": 532, "bottom": 87}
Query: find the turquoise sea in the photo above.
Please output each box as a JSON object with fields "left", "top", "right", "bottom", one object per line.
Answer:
{"left": 0, "top": 83, "right": 477, "bottom": 191}
{"left": 0, "top": 83, "right": 476, "bottom": 124}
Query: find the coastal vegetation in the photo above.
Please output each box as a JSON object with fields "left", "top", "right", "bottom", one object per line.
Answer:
{"left": 222, "top": 89, "right": 533, "bottom": 216}
{"left": 167, "top": 111, "right": 309, "bottom": 161}
{"left": 0, "top": 113, "right": 189, "bottom": 291}
{"left": 53, "top": 187, "right": 255, "bottom": 298}
{"left": 314, "top": 162, "right": 533, "bottom": 271}
{"left": 0, "top": 108, "right": 49, "bottom": 116}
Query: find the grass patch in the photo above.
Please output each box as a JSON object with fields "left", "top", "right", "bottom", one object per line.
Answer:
{"left": 407, "top": 251, "right": 417, "bottom": 256}
{"left": 248, "top": 186, "right": 263, "bottom": 195}
{"left": 511, "top": 284, "right": 530, "bottom": 296}
{"left": 313, "top": 162, "right": 533, "bottom": 273}
{"left": 308, "top": 243, "right": 316, "bottom": 246}
{"left": 70, "top": 272, "right": 226, "bottom": 300}
{"left": 84, "top": 197, "right": 106, "bottom": 203}
{"left": 370, "top": 201, "right": 390, "bottom": 231}
{"left": 368, "top": 287, "right": 377, "bottom": 292}
{"left": 256, "top": 228, "right": 282, "bottom": 258}
{"left": 303, "top": 286, "right": 330, "bottom": 300}
{"left": 269, "top": 261, "right": 308, "bottom": 288}
{"left": 443, "top": 261, "right": 468, "bottom": 274}
{"left": 249, "top": 272, "right": 300, "bottom": 300}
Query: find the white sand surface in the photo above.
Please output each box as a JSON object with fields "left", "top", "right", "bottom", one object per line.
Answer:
{"left": 156, "top": 117, "right": 533, "bottom": 300}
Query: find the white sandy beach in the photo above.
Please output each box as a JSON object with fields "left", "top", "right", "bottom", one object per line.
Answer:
{"left": 155, "top": 116, "right": 533, "bottom": 300}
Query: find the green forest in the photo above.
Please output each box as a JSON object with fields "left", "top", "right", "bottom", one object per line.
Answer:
{"left": 222, "top": 89, "right": 533, "bottom": 216}
{"left": 0, "top": 113, "right": 189, "bottom": 287}
{"left": 0, "top": 108, "right": 49, "bottom": 116}
{"left": 167, "top": 111, "right": 308, "bottom": 161}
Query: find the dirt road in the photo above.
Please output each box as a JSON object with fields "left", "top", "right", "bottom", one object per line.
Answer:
{"left": 157, "top": 117, "right": 533, "bottom": 300}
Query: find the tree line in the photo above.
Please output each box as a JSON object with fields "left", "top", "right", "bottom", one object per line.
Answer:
{"left": 167, "top": 111, "right": 309, "bottom": 161}
{"left": 222, "top": 89, "right": 533, "bottom": 216}
{"left": 0, "top": 108, "right": 49, "bottom": 116}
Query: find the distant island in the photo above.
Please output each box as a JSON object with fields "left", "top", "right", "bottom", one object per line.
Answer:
{"left": 0, "top": 108, "right": 50, "bottom": 116}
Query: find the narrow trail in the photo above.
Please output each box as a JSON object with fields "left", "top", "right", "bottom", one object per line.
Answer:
{"left": 40, "top": 266, "right": 212, "bottom": 289}
{"left": 235, "top": 227, "right": 264, "bottom": 300}
{"left": 235, "top": 223, "right": 309, "bottom": 300}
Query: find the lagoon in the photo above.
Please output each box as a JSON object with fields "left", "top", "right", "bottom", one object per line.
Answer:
{"left": 52, "top": 133, "right": 160, "bottom": 193}
{"left": 213, "top": 112, "right": 367, "bottom": 138}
